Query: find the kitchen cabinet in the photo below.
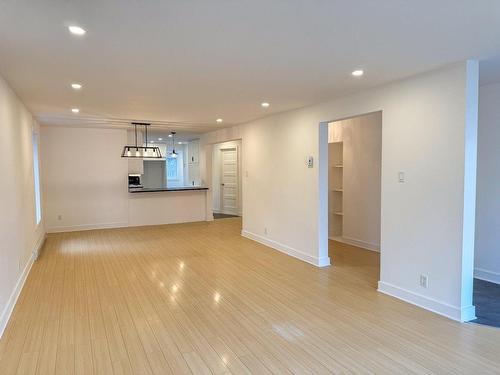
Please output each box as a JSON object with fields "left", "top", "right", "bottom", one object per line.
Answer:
{"left": 187, "top": 139, "right": 199, "bottom": 164}
{"left": 187, "top": 163, "right": 200, "bottom": 186}
{"left": 186, "top": 139, "right": 200, "bottom": 185}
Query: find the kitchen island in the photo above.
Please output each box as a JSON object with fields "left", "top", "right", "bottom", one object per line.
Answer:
{"left": 128, "top": 186, "right": 212, "bottom": 226}
{"left": 129, "top": 186, "right": 209, "bottom": 193}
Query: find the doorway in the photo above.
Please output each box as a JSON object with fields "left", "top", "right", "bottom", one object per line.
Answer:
{"left": 212, "top": 140, "right": 242, "bottom": 219}
{"left": 326, "top": 112, "right": 382, "bottom": 285}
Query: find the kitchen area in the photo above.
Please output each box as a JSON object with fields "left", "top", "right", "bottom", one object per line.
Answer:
{"left": 39, "top": 123, "right": 213, "bottom": 232}
{"left": 125, "top": 123, "right": 211, "bottom": 226}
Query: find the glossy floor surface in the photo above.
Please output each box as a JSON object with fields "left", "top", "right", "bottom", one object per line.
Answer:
{"left": 213, "top": 213, "right": 240, "bottom": 219}
{"left": 1, "top": 218, "right": 499, "bottom": 374}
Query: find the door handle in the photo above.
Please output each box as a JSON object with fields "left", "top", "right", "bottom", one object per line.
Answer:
{"left": 221, "top": 183, "right": 225, "bottom": 186}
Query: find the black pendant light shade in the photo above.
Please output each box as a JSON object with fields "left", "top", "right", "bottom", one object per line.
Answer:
{"left": 121, "top": 122, "right": 163, "bottom": 158}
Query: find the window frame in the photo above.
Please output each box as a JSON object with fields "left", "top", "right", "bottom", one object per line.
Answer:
{"left": 32, "top": 131, "right": 42, "bottom": 225}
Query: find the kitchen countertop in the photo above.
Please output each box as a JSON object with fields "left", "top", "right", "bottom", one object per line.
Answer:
{"left": 128, "top": 186, "right": 209, "bottom": 193}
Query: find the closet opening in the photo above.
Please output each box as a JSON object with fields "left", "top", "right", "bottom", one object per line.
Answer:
{"left": 327, "top": 111, "right": 382, "bottom": 285}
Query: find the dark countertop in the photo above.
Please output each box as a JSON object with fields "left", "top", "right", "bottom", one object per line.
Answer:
{"left": 128, "top": 186, "right": 209, "bottom": 193}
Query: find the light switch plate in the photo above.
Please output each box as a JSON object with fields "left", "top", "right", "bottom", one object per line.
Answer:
{"left": 307, "top": 156, "right": 314, "bottom": 168}
{"left": 398, "top": 171, "right": 405, "bottom": 183}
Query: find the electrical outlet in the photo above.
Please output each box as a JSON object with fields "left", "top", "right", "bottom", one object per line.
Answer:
{"left": 419, "top": 274, "right": 428, "bottom": 288}
{"left": 57, "top": 214, "right": 62, "bottom": 221}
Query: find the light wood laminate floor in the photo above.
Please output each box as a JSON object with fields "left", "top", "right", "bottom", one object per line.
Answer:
{"left": 1, "top": 218, "right": 499, "bottom": 374}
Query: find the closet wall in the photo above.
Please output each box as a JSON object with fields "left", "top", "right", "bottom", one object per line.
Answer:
{"left": 328, "top": 112, "right": 382, "bottom": 251}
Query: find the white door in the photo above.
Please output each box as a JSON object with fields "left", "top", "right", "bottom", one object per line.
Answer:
{"left": 220, "top": 148, "right": 238, "bottom": 214}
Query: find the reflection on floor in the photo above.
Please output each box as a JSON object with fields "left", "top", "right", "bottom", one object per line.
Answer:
{"left": 2, "top": 219, "right": 500, "bottom": 373}
{"left": 213, "top": 212, "right": 239, "bottom": 219}
{"left": 330, "top": 240, "right": 500, "bottom": 330}
{"left": 329, "top": 239, "right": 380, "bottom": 288}
{"left": 473, "top": 278, "right": 500, "bottom": 328}
{"left": 328, "top": 240, "right": 380, "bottom": 289}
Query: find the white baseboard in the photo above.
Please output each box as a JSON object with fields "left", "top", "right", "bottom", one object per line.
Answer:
{"left": 474, "top": 268, "right": 500, "bottom": 285}
{"left": 378, "top": 281, "right": 476, "bottom": 322}
{"left": 33, "top": 232, "right": 47, "bottom": 260}
{"left": 0, "top": 232, "right": 46, "bottom": 339}
{"left": 47, "top": 221, "right": 129, "bottom": 233}
{"left": 241, "top": 230, "right": 330, "bottom": 267}
{"left": 329, "top": 236, "right": 380, "bottom": 252}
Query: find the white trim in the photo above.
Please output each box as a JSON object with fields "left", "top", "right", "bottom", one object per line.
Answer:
{"left": 378, "top": 281, "right": 476, "bottom": 322}
{"left": 0, "top": 232, "right": 46, "bottom": 338}
{"left": 474, "top": 268, "right": 500, "bottom": 285}
{"left": 47, "top": 221, "right": 129, "bottom": 233}
{"left": 219, "top": 146, "right": 240, "bottom": 215}
{"left": 32, "top": 232, "right": 46, "bottom": 260}
{"left": 241, "top": 230, "right": 330, "bottom": 267}
{"left": 329, "top": 235, "right": 380, "bottom": 252}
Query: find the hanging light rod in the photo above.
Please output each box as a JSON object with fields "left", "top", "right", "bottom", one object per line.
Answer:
{"left": 121, "top": 122, "right": 163, "bottom": 159}
{"left": 170, "top": 131, "right": 178, "bottom": 158}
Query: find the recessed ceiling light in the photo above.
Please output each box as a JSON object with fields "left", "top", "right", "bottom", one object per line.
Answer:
{"left": 168, "top": 134, "right": 173, "bottom": 138}
{"left": 178, "top": 141, "right": 182, "bottom": 145}
{"left": 158, "top": 137, "right": 163, "bottom": 141}
{"left": 71, "top": 108, "right": 79, "bottom": 113}
{"left": 68, "top": 26, "right": 86, "bottom": 35}
{"left": 71, "top": 83, "right": 82, "bottom": 90}
{"left": 351, "top": 70, "right": 364, "bottom": 77}
{"left": 261, "top": 102, "right": 270, "bottom": 108}
{"left": 151, "top": 140, "right": 154, "bottom": 143}
{"left": 216, "top": 118, "right": 223, "bottom": 123}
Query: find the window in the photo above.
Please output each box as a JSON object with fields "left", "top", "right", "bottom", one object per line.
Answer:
{"left": 167, "top": 157, "right": 178, "bottom": 180}
{"left": 32, "top": 132, "right": 42, "bottom": 224}
{"left": 166, "top": 149, "right": 184, "bottom": 187}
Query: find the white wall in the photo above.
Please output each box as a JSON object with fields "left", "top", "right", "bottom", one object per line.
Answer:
{"left": 0, "top": 75, "right": 45, "bottom": 337}
{"left": 41, "top": 126, "right": 130, "bottom": 231}
{"left": 201, "top": 61, "right": 479, "bottom": 321}
{"left": 328, "top": 112, "right": 382, "bottom": 250}
{"left": 212, "top": 140, "right": 242, "bottom": 215}
{"left": 475, "top": 82, "right": 500, "bottom": 284}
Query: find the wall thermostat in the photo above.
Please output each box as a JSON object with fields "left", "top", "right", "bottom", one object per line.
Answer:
{"left": 398, "top": 171, "right": 405, "bottom": 183}
{"left": 307, "top": 156, "right": 314, "bottom": 168}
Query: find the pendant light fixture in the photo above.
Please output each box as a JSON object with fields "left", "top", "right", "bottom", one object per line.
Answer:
{"left": 121, "top": 122, "right": 163, "bottom": 159}
{"left": 170, "top": 132, "right": 178, "bottom": 158}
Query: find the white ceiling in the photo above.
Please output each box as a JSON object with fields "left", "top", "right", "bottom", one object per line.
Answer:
{"left": 1, "top": 0, "right": 500, "bottom": 132}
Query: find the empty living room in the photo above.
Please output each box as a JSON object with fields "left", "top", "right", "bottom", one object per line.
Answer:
{"left": 1, "top": 1, "right": 500, "bottom": 374}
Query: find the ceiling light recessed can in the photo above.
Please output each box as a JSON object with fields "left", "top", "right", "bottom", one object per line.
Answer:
{"left": 168, "top": 134, "right": 173, "bottom": 138}
{"left": 71, "top": 83, "right": 82, "bottom": 90}
{"left": 158, "top": 138, "right": 163, "bottom": 141}
{"left": 68, "top": 26, "right": 86, "bottom": 35}
{"left": 261, "top": 102, "right": 270, "bottom": 108}
{"left": 71, "top": 108, "right": 80, "bottom": 113}
{"left": 216, "top": 118, "right": 223, "bottom": 123}
{"left": 351, "top": 70, "right": 364, "bottom": 77}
